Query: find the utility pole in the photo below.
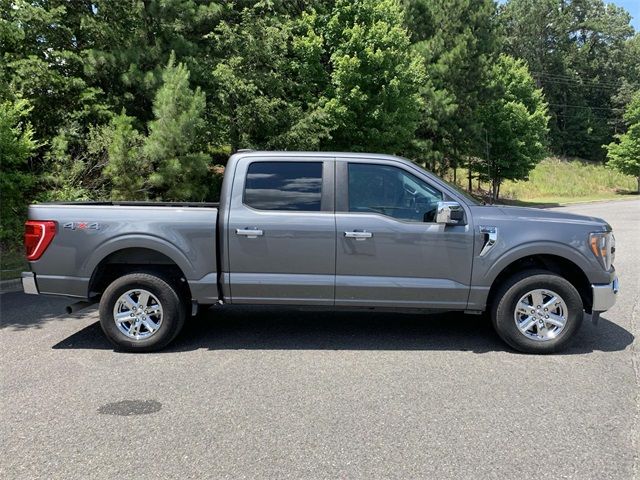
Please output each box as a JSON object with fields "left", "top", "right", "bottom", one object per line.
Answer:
{"left": 485, "top": 129, "right": 492, "bottom": 204}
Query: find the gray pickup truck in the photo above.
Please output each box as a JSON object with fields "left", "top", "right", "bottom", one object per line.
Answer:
{"left": 22, "top": 151, "right": 618, "bottom": 353}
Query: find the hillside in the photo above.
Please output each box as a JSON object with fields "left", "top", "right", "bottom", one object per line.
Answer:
{"left": 453, "top": 157, "right": 638, "bottom": 205}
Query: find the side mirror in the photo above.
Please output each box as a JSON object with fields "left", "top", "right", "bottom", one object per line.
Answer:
{"left": 436, "top": 201, "right": 465, "bottom": 225}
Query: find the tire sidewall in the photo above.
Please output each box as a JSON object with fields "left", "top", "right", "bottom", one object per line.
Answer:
{"left": 493, "top": 271, "right": 584, "bottom": 354}
{"left": 99, "top": 273, "right": 185, "bottom": 352}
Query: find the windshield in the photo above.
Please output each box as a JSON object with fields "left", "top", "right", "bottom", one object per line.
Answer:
{"left": 409, "top": 160, "right": 481, "bottom": 205}
{"left": 439, "top": 176, "right": 482, "bottom": 205}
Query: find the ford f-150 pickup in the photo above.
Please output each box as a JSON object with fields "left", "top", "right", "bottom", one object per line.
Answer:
{"left": 21, "top": 151, "right": 619, "bottom": 353}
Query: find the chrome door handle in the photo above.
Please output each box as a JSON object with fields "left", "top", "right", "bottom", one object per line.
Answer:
{"left": 344, "top": 231, "right": 373, "bottom": 240}
{"left": 236, "top": 228, "right": 264, "bottom": 238}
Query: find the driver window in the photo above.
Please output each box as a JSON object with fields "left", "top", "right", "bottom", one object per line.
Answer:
{"left": 348, "top": 163, "right": 443, "bottom": 222}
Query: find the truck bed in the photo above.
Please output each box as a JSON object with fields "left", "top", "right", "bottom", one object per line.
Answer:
{"left": 41, "top": 201, "right": 220, "bottom": 208}
{"left": 26, "top": 202, "right": 219, "bottom": 304}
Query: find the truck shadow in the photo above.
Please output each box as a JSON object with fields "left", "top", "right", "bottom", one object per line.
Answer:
{"left": 52, "top": 306, "right": 633, "bottom": 355}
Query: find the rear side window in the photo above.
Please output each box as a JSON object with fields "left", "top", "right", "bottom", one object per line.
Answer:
{"left": 244, "top": 162, "right": 323, "bottom": 211}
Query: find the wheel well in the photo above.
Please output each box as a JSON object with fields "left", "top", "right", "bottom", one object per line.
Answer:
{"left": 486, "top": 254, "right": 593, "bottom": 313}
{"left": 89, "top": 248, "right": 191, "bottom": 300}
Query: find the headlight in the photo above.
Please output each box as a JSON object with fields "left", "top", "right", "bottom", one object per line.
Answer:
{"left": 589, "top": 232, "right": 615, "bottom": 270}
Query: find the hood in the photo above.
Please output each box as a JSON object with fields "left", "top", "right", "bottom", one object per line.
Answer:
{"left": 471, "top": 205, "right": 611, "bottom": 231}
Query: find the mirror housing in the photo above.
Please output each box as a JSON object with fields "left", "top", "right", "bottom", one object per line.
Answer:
{"left": 436, "top": 201, "right": 465, "bottom": 225}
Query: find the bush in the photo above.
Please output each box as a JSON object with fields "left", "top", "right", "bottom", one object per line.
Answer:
{"left": 0, "top": 99, "right": 37, "bottom": 250}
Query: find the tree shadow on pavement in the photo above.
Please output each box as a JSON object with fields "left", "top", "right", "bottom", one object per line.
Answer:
{"left": 52, "top": 305, "right": 633, "bottom": 355}
{"left": 0, "top": 291, "right": 74, "bottom": 330}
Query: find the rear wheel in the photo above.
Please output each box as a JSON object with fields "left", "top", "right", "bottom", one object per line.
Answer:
{"left": 99, "top": 272, "right": 186, "bottom": 352}
{"left": 491, "top": 270, "right": 583, "bottom": 354}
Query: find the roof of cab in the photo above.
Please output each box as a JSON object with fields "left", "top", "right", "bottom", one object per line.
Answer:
{"left": 229, "top": 150, "right": 407, "bottom": 162}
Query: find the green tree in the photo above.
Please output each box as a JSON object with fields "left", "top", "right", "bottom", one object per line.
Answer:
{"left": 38, "top": 122, "right": 112, "bottom": 202}
{"left": 612, "top": 33, "right": 640, "bottom": 131}
{"left": 103, "top": 112, "right": 148, "bottom": 200}
{"left": 320, "top": 0, "right": 425, "bottom": 153}
{"left": 145, "top": 54, "right": 209, "bottom": 201}
{"left": 478, "top": 55, "right": 550, "bottom": 200}
{"left": 606, "top": 91, "right": 640, "bottom": 192}
{"left": 209, "top": 3, "right": 332, "bottom": 152}
{"left": 1, "top": 0, "right": 222, "bottom": 206}
{"left": 0, "top": 99, "right": 38, "bottom": 248}
{"left": 500, "top": 0, "right": 635, "bottom": 160}
{"left": 404, "top": 0, "right": 497, "bottom": 180}
{"left": 83, "top": 0, "right": 223, "bottom": 124}
{"left": 1, "top": 1, "right": 113, "bottom": 139}
{"left": 210, "top": 0, "right": 424, "bottom": 154}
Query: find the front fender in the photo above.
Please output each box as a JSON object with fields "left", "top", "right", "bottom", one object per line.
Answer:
{"left": 474, "top": 240, "right": 606, "bottom": 287}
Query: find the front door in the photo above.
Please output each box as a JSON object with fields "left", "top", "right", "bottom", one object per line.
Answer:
{"left": 335, "top": 159, "right": 474, "bottom": 309}
{"left": 227, "top": 157, "right": 336, "bottom": 305}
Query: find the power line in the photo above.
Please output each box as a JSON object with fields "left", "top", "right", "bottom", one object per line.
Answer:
{"left": 549, "top": 111, "right": 620, "bottom": 122}
{"left": 547, "top": 102, "right": 624, "bottom": 112}
{"left": 530, "top": 72, "right": 622, "bottom": 91}
{"left": 534, "top": 78, "right": 619, "bottom": 92}
{"left": 531, "top": 71, "right": 622, "bottom": 89}
{"left": 538, "top": 79, "right": 618, "bottom": 92}
{"left": 532, "top": 71, "right": 620, "bottom": 84}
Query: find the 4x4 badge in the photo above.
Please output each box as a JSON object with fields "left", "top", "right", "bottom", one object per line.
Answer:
{"left": 63, "top": 222, "right": 100, "bottom": 230}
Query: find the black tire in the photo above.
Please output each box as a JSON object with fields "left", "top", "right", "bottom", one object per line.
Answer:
{"left": 491, "top": 269, "right": 583, "bottom": 354}
{"left": 99, "top": 272, "right": 187, "bottom": 352}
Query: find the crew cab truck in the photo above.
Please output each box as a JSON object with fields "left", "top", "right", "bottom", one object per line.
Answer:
{"left": 22, "top": 151, "right": 618, "bottom": 353}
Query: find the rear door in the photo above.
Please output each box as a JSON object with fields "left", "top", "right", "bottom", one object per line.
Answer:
{"left": 226, "top": 156, "right": 336, "bottom": 305}
{"left": 335, "top": 158, "right": 474, "bottom": 309}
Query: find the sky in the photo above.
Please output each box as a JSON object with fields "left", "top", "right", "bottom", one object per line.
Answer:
{"left": 613, "top": 0, "right": 639, "bottom": 30}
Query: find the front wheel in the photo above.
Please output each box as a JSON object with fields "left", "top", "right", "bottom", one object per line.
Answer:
{"left": 491, "top": 270, "right": 584, "bottom": 354}
{"left": 99, "top": 272, "right": 187, "bottom": 352}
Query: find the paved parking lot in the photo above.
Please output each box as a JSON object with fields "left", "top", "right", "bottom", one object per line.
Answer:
{"left": 1, "top": 200, "right": 638, "bottom": 479}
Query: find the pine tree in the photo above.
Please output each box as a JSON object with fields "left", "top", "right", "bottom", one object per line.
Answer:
{"left": 83, "top": 0, "right": 223, "bottom": 124}
{"left": 103, "top": 112, "right": 148, "bottom": 200}
{"left": 404, "top": 0, "right": 497, "bottom": 176}
{"left": 145, "top": 54, "right": 210, "bottom": 201}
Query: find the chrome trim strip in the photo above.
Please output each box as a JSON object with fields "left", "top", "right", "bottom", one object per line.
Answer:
{"left": 21, "top": 272, "right": 39, "bottom": 295}
{"left": 591, "top": 277, "right": 618, "bottom": 312}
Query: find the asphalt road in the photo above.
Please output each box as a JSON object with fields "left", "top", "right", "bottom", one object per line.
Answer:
{"left": 1, "top": 199, "right": 638, "bottom": 480}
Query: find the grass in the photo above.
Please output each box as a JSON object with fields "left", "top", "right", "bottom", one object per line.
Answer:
{"left": 451, "top": 157, "right": 638, "bottom": 205}
{"left": 501, "top": 157, "right": 637, "bottom": 201}
{"left": 0, "top": 249, "right": 27, "bottom": 281}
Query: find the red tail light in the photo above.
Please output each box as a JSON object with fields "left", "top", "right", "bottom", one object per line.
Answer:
{"left": 24, "top": 221, "right": 57, "bottom": 261}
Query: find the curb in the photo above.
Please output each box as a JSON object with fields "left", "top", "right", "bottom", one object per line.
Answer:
{"left": 533, "top": 196, "right": 640, "bottom": 209}
{"left": 0, "top": 277, "right": 22, "bottom": 293}
{"left": 548, "top": 196, "right": 640, "bottom": 208}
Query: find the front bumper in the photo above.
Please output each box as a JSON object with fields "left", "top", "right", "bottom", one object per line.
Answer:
{"left": 22, "top": 272, "right": 39, "bottom": 295}
{"left": 591, "top": 276, "right": 618, "bottom": 312}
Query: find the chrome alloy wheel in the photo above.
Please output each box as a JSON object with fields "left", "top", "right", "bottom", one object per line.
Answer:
{"left": 113, "top": 289, "right": 163, "bottom": 340}
{"left": 514, "top": 288, "right": 568, "bottom": 342}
